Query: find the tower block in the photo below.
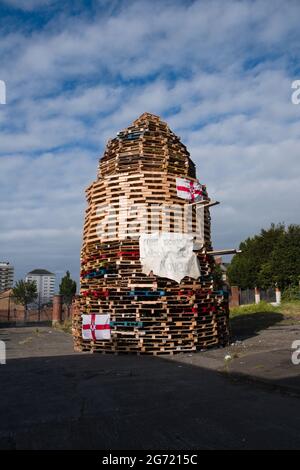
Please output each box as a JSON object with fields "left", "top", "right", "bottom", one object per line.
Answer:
{"left": 72, "top": 113, "right": 229, "bottom": 354}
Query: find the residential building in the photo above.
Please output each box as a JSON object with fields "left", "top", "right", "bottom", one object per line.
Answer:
{"left": 25, "top": 269, "right": 55, "bottom": 305}
{"left": 0, "top": 262, "right": 14, "bottom": 293}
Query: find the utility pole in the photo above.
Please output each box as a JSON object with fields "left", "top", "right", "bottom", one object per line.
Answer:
{"left": 7, "top": 292, "right": 11, "bottom": 322}
{"left": 38, "top": 290, "right": 41, "bottom": 322}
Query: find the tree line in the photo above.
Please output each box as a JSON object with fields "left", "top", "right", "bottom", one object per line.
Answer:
{"left": 227, "top": 223, "right": 300, "bottom": 292}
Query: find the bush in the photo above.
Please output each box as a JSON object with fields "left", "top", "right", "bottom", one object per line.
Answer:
{"left": 282, "top": 285, "right": 300, "bottom": 302}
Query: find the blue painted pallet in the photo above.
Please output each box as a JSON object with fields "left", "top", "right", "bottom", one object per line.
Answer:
{"left": 110, "top": 321, "right": 143, "bottom": 328}
{"left": 83, "top": 268, "right": 109, "bottom": 279}
{"left": 128, "top": 290, "right": 166, "bottom": 297}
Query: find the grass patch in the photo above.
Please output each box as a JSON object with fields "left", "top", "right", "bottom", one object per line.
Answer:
{"left": 53, "top": 319, "right": 72, "bottom": 334}
{"left": 230, "top": 301, "right": 300, "bottom": 320}
{"left": 280, "top": 300, "right": 300, "bottom": 318}
{"left": 279, "top": 301, "right": 300, "bottom": 326}
{"left": 18, "top": 337, "right": 33, "bottom": 345}
{"left": 230, "top": 301, "right": 279, "bottom": 318}
{"left": 229, "top": 301, "right": 300, "bottom": 337}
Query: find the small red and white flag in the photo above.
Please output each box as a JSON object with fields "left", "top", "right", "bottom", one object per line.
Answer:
{"left": 82, "top": 314, "right": 111, "bottom": 341}
{"left": 176, "top": 178, "right": 203, "bottom": 202}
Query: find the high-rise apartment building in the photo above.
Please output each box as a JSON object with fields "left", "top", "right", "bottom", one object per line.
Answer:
{"left": 0, "top": 262, "right": 14, "bottom": 292}
{"left": 25, "top": 269, "right": 55, "bottom": 305}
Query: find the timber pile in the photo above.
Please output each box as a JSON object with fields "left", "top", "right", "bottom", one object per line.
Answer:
{"left": 72, "top": 113, "right": 229, "bottom": 354}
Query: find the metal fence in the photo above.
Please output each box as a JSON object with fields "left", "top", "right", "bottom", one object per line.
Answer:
{"left": 240, "top": 288, "right": 276, "bottom": 305}
{"left": 0, "top": 306, "right": 53, "bottom": 324}
{"left": 240, "top": 289, "right": 255, "bottom": 305}
{"left": 260, "top": 288, "right": 276, "bottom": 303}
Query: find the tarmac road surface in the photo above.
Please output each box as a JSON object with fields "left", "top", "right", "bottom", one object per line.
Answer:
{"left": 0, "top": 326, "right": 300, "bottom": 450}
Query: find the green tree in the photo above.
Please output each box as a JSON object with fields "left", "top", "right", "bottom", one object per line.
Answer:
{"left": 257, "top": 261, "right": 273, "bottom": 289}
{"left": 12, "top": 280, "right": 38, "bottom": 322}
{"left": 59, "top": 271, "right": 77, "bottom": 316}
{"left": 227, "top": 223, "right": 285, "bottom": 289}
{"left": 266, "top": 224, "right": 300, "bottom": 289}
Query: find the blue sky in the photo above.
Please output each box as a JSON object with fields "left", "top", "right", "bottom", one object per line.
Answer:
{"left": 0, "top": 0, "right": 300, "bottom": 287}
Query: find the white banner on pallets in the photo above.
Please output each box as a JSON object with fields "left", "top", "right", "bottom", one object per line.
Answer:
{"left": 139, "top": 232, "right": 201, "bottom": 283}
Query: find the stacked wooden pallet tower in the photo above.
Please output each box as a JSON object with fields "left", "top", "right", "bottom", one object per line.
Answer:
{"left": 72, "top": 112, "right": 229, "bottom": 354}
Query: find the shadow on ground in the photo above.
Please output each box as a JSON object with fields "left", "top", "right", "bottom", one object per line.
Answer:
{"left": 230, "top": 311, "right": 284, "bottom": 340}
{"left": 1, "top": 351, "right": 300, "bottom": 450}
{"left": 0, "top": 321, "right": 52, "bottom": 329}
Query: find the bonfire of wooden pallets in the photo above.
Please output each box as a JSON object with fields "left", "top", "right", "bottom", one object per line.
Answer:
{"left": 72, "top": 112, "right": 229, "bottom": 354}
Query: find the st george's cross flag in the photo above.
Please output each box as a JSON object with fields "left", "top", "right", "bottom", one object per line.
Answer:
{"left": 176, "top": 177, "right": 203, "bottom": 202}
{"left": 82, "top": 314, "right": 111, "bottom": 340}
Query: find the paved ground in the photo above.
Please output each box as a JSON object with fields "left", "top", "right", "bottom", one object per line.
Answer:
{"left": 172, "top": 323, "right": 300, "bottom": 394}
{"left": 1, "top": 324, "right": 300, "bottom": 449}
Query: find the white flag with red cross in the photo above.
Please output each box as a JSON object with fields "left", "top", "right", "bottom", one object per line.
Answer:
{"left": 176, "top": 177, "right": 203, "bottom": 202}
{"left": 82, "top": 314, "right": 111, "bottom": 340}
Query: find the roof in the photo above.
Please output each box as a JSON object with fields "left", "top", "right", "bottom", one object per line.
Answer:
{"left": 27, "top": 269, "right": 55, "bottom": 276}
{"left": 0, "top": 289, "right": 13, "bottom": 298}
